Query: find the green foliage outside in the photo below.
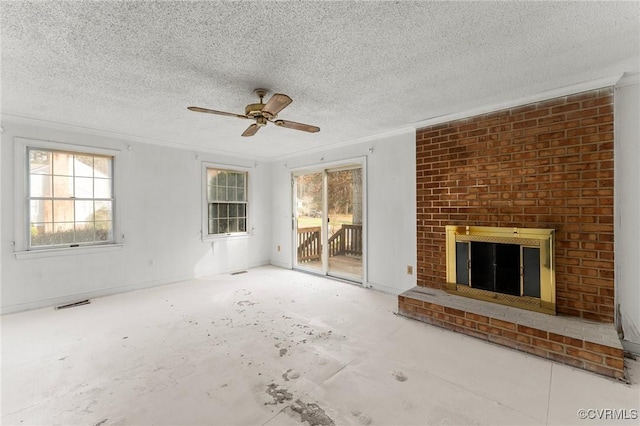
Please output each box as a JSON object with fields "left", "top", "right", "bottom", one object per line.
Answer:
{"left": 30, "top": 205, "right": 112, "bottom": 247}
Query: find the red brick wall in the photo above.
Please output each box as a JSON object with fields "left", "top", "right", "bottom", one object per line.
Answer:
{"left": 416, "top": 87, "right": 614, "bottom": 323}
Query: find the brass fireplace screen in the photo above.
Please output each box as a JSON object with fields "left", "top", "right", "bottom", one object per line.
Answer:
{"left": 445, "top": 225, "right": 556, "bottom": 315}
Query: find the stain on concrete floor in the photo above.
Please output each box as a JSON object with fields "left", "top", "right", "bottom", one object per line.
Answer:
{"left": 289, "top": 399, "right": 335, "bottom": 426}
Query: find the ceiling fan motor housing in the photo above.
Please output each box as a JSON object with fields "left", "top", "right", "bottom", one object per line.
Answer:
{"left": 245, "top": 103, "right": 265, "bottom": 117}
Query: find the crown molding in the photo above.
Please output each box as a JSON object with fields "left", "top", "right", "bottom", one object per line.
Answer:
{"left": 411, "top": 74, "right": 624, "bottom": 130}
{"left": 0, "top": 113, "right": 272, "bottom": 162}
{"left": 615, "top": 72, "right": 640, "bottom": 88}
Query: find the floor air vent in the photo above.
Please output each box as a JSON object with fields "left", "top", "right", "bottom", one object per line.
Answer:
{"left": 55, "top": 299, "right": 90, "bottom": 310}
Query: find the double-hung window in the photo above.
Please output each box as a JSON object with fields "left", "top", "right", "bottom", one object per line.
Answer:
{"left": 206, "top": 168, "right": 248, "bottom": 236}
{"left": 28, "top": 148, "right": 114, "bottom": 248}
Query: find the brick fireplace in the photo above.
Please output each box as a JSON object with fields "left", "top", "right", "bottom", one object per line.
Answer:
{"left": 399, "top": 87, "right": 626, "bottom": 379}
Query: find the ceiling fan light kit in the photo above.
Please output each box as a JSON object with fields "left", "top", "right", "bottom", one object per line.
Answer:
{"left": 188, "top": 89, "right": 320, "bottom": 137}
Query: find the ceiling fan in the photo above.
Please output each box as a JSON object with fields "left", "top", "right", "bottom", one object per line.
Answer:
{"left": 188, "top": 89, "right": 320, "bottom": 137}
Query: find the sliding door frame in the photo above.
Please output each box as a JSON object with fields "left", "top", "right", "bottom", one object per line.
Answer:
{"left": 291, "top": 156, "right": 367, "bottom": 285}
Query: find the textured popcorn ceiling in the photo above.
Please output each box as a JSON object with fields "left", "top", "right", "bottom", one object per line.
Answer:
{"left": 1, "top": 1, "right": 638, "bottom": 160}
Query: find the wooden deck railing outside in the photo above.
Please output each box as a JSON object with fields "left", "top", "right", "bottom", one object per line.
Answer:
{"left": 297, "top": 226, "right": 322, "bottom": 262}
{"left": 297, "top": 224, "right": 362, "bottom": 263}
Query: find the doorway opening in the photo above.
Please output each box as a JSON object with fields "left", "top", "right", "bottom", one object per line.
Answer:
{"left": 293, "top": 165, "right": 364, "bottom": 283}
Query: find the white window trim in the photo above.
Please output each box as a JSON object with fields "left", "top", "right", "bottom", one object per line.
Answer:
{"left": 13, "top": 137, "right": 124, "bottom": 259}
{"left": 201, "top": 161, "right": 253, "bottom": 241}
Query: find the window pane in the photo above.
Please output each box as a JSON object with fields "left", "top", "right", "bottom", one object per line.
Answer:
{"left": 228, "top": 173, "right": 236, "bottom": 187}
{"left": 208, "top": 185, "right": 216, "bottom": 202}
{"left": 239, "top": 218, "right": 246, "bottom": 232}
{"left": 75, "top": 155, "right": 94, "bottom": 177}
{"left": 75, "top": 200, "right": 94, "bottom": 222}
{"left": 53, "top": 200, "right": 74, "bottom": 222}
{"left": 218, "top": 172, "right": 227, "bottom": 186}
{"left": 75, "top": 222, "right": 95, "bottom": 243}
{"left": 228, "top": 187, "right": 237, "bottom": 201}
{"left": 218, "top": 204, "right": 228, "bottom": 218}
{"left": 95, "top": 201, "right": 112, "bottom": 220}
{"left": 52, "top": 152, "right": 73, "bottom": 176}
{"left": 209, "top": 171, "right": 217, "bottom": 184}
{"left": 53, "top": 176, "right": 73, "bottom": 198}
{"left": 238, "top": 204, "right": 246, "bottom": 217}
{"left": 95, "top": 221, "right": 112, "bottom": 241}
{"left": 75, "top": 177, "right": 93, "bottom": 198}
{"left": 94, "top": 178, "right": 112, "bottom": 199}
{"left": 229, "top": 203, "right": 237, "bottom": 218}
{"left": 30, "top": 200, "right": 52, "bottom": 223}
{"left": 237, "top": 187, "right": 245, "bottom": 201}
{"left": 30, "top": 223, "right": 54, "bottom": 247}
{"left": 52, "top": 222, "right": 75, "bottom": 244}
{"left": 94, "top": 156, "right": 112, "bottom": 178}
{"left": 229, "top": 218, "right": 238, "bottom": 232}
{"left": 29, "top": 150, "right": 51, "bottom": 174}
{"left": 209, "top": 219, "right": 216, "bottom": 234}
{"left": 209, "top": 204, "right": 218, "bottom": 219}
{"left": 236, "top": 173, "right": 245, "bottom": 189}
{"left": 217, "top": 186, "right": 226, "bottom": 201}
{"left": 218, "top": 218, "right": 228, "bottom": 233}
{"left": 30, "top": 175, "right": 52, "bottom": 197}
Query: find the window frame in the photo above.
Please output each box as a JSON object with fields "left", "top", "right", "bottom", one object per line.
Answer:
{"left": 201, "top": 162, "right": 251, "bottom": 240}
{"left": 14, "top": 137, "right": 123, "bottom": 258}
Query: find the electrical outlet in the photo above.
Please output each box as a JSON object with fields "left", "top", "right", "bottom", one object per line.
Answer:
{"left": 407, "top": 265, "right": 413, "bottom": 275}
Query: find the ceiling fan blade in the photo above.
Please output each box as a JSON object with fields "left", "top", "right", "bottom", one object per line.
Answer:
{"left": 261, "top": 94, "right": 292, "bottom": 118}
{"left": 274, "top": 119, "right": 320, "bottom": 133}
{"left": 241, "top": 123, "right": 260, "bottom": 137}
{"left": 188, "top": 106, "right": 249, "bottom": 119}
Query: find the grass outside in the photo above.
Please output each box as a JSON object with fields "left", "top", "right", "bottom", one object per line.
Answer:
{"left": 297, "top": 214, "right": 354, "bottom": 228}
{"left": 297, "top": 214, "right": 357, "bottom": 237}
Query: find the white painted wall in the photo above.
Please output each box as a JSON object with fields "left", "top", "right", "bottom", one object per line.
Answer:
{"left": 0, "top": 121, "right": 271, "bottom": 313}
{"left": 270, "top": 129, "right": 417, "bottom": 294}
{"left": 614, "top": 74, "right": 640, "bottom": 352}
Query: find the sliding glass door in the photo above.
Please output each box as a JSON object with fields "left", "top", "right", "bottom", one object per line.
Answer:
{"left": 293, "top": 165, "right": 364, "bottom": 282}
{"left": 294, "top": 172, "right": 324, "bottom": 273}
{"left": 326, "top": 168, "right": 363, "bottom": 279}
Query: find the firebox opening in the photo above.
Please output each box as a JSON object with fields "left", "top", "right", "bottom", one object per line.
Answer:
{"left": 455, "top": 242, "right": 542, "bottom": 299}
{"left": 475, "top": 242, "right": 520, "bottom": 296}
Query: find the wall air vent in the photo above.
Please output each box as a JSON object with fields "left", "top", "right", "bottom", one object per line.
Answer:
{"left": 55, "top": 299, "right": 90, "bottom": 310}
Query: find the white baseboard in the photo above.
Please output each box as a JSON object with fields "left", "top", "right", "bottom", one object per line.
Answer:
{"left": 1, "top": 260, "right": 276, "bottom": 315}
{"left": 622, "top": 339, "right": 640, "bottom": 356}
{"left": 1, "top": 273, "right": 196, "bottom": 315}
{"left": 366, "top": 280, "right": 414, "bottom": 296}
{"left": 269, "top": 260, "right": 292, "bottom": 269}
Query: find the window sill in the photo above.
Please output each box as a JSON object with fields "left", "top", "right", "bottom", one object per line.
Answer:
{"left": 202, "top": 232, "right": 252, "bottom": 242}
{"left": 14, "top": 244, "right": 124, "bottom": 260}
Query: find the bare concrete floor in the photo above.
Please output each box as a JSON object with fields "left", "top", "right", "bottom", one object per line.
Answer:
{"left": 1, "top": 266, "right": 639, "bottom": 425}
